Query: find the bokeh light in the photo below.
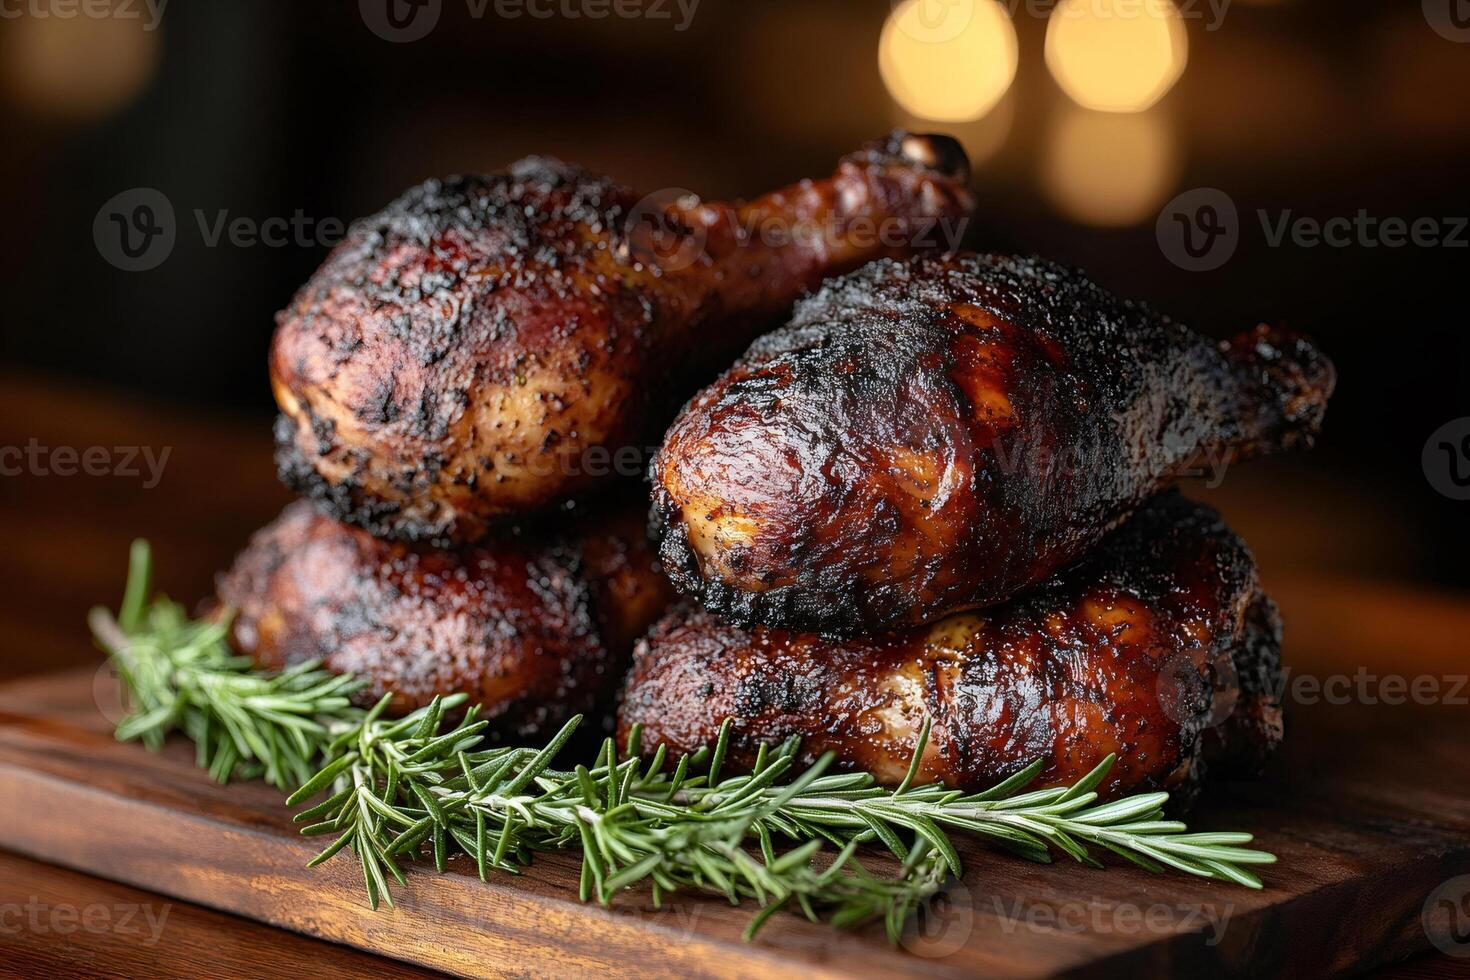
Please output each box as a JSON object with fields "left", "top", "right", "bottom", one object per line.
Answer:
{"left": 0, "top": 11, "right": 160, "bottom": 121}
{"left": 1040, "top": 106, "right": 1178, "bottom": 226}
{"left": 879, "top": 0, "right": 1019, "bottom": 123}
{"left": 1045, "top": 0, "right": 1188, "bottom": 113}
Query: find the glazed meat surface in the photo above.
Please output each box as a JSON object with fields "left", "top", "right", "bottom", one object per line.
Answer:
{"left": 653, "top": 252, "right": 1334, "bottom": 635}
{"left": 621, "top": 493, "right": 1283, "bottom": 802}
{"left": 216, "top": 500, "right": 673, "bottom": 736}
{"left": 272, "top": 132, "right": 975, "bottom": 543}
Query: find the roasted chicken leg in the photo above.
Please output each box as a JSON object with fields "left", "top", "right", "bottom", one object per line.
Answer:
{"left": 653, "top": 253, "right": 1334, "bottom": 635}
{"left": 272, "top": 133, "right": 975, "bottom": 543}
{"left": 620, "top": 493, "right": 1283, "bottom": 803}
{"left": 216, "top": 500, "right": 673, "bottom": 735}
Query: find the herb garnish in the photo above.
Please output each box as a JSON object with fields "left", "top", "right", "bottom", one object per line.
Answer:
{"left": 91, "top": 541, "right": 1274, "bottom": 941}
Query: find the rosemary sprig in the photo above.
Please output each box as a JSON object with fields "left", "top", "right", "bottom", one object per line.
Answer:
{"left": 286, "top": 703, "right": 956, "bottom": 938}
{"left": 89, "top": 540, "right": 365, "bottom": 790}
{"left": 94, "top": 540, "right": 1277, "bottom": 942}
{"left": 286, "top": 707, "right": 1274, "bottom": 938}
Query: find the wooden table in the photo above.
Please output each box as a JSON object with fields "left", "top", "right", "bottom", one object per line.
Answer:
{"left": 1, "top": 374, "right": 1466, "bottom": 977}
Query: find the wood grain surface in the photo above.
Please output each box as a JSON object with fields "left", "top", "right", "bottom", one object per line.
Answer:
{"left": 0, "top": 850, "right": 445, "bottom": 979}
{"left": 0, "top": 667, "right": 1466, "bottom": 979}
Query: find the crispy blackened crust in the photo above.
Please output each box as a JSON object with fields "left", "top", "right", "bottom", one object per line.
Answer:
{"left": 620, "top": 493, "right": 1283, "bottom": 804}
{"left": 652, "top": 253, "right": 1334, "bottom": 636}
{"left": 217, "top": 500, "right": 672, "bottom": 736}
{"left": 1204, "top": 592, "right": 1285, "bottom": 779}
{"left": 272, "top": 134, "right": 975, "bottom": 543}
{"left": 271, "top": 160, "right": 650, "bottom": 544}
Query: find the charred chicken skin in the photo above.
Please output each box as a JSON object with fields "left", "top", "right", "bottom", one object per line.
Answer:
{"left": 216, "top": 500, "right": 672, "bottom": 736}
{"left": 272, "top": 133, "right": 975, "bottom": 544}
{"left": 620, "top": 493, "right": 1283, "bottom": 803}
{"left": 652, "top": 252, "right": 1334, "bottom": 635}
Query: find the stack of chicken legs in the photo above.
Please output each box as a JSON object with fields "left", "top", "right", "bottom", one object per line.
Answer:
{"left": 220, "top": 136, "right": 1333, "bottom": 803}
{"left": 218, "top": 132, "right": 978, "bottom": 736}
{"left": 628, "top": 252, "right": 1331, "bottom": 801}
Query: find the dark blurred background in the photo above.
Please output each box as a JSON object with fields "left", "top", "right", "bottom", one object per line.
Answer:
{"left": 0, "top": 0, "right": 1467, "bottom": 604}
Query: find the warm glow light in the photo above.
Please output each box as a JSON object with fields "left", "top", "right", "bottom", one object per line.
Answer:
{"left": 0, "top": 12, "right": 160, "bottom": 121}
{"left": 1041, "top": 106, "right": 1178, "bottom": 226}
{"left": 1045, "top": 0, "right": 1188, "bottom": 113}
{"left": 879, "top": 0, "right": 1019, "bottom": 123}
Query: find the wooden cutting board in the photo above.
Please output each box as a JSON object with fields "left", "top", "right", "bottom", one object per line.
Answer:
{"left": 0, "top": 666, "right": 1466, "bottom": 979}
